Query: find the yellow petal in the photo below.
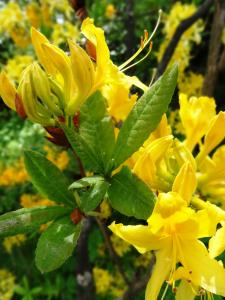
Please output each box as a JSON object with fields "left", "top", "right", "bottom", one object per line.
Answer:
{"left": 31, "top": 27, "right": 56, "bottom": 75}
{"left": 145, "top": 245, "right": 173, "bottom": 300}
{"left": 108, "top": 222, "right": 165, "bottom": 253}
{"left": 209, "top": 225, "right": 225, "bottom": 258}
{"left": 0, "top": 71, "right": 16, "bottom": 110}
{"left": 176, "top": 280, "right": 196, "bottom": 300}
{"left": 81, "top": 18, "right": 110, "bottom": 84}
{"left": 172, "top": 162, "right": 197, "bottom": 204}
{"left": 42, "top": 43, "right": 73, "bottom": 108}
{"left": 197, "top": 112, "right": 225, "bottom": 166}
{"left": 179, "top": 93, "right": 216, "bottom": 151}
{"left": 178, "top": 239, "right": 225, "bottom": 296}
{"left": 68, "top": 40, "right": 95, "bottom": 112}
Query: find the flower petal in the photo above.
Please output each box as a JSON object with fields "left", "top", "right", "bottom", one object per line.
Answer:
{"left": 145, "top": 245, "right": 173, "bottom": 300}
{"left": 176, "top": 280, "right": 196, "bottom": 300}
{"left": 209, "top": 225, "right": 225, "bottom": 259}
{"left": 0, "top": 71, "right": 16, "bottom": 110}
{"left": 108, "top": 222, "right": 166, "bottom": 253}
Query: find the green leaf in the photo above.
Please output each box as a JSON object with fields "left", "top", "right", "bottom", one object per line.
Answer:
{"left": 24, "top": 150, "right": 75, "bottom": 207}
{"left": 35, "top": 216, "right": 82, "bottom": 273}
{"left": 62, "top": 92, "right": 115, "bottom": 174}
{"left": 69, "top": 176, "right": 109, "bottom": 212}
{"left": 108, "top": 167, "right": 156, "bottom": 219}
{"left": 112, "top": 65, "right": 178, "bottom": 168}
{"left": 0, "top": 206, "right": 70, "bottom": 238}
{"left": 79, "top": 92, "right": 115, "bottom": 173}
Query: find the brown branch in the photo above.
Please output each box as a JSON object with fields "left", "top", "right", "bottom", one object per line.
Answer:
{"left": 95, "top": 217, "right": 130, "bottom": 285}
{"left": 122, "top": 251, "right": 156, "bottom": 300}
{"left": 69, "top": 0, "right": 87, "bottom": 20}
{"left": 156, "top": 0, "right": 214, "bottom": 78}
{"left": 76, "top": 218, "right": 95, "bottom": 300}
{"left": 202, "top": 0, "right": 225, "bottom": 96}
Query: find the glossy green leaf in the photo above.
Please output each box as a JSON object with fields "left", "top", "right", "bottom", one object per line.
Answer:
{"left": 0, "top": 206, "right": 70, "bottom": 238}
{"left": 70, "top": 176, "right": 109, "bottom": 212}
{"left": 35, "top": 216, "right": 82, "bottom": 273}
{"left": 112, "top": 64, "right": 178, "bottom": 168}
{"left": 24, "top": 150, "right": 75, "bottom": 207}
{"left": 108, "top": 167, "right": 156, "bottom": 219}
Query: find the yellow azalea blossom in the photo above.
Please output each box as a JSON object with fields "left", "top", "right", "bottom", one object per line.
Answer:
{"left": 178, "top": 72, "right": 204, "bottom": 97}
{"left": 0, "top": 18, "right": 146, "bottom": 124}
{"left": 157, "top": 2, "right": 204, "bottom": 76}
{"left": 105, "top": 4, "right": 117, "bottom": 19}
{"left": 0, "top": 160, "right": 28, "bottom": 186}
{"left": 26, "top": 2, "right": 41, "bottom": 28}
{"left": 179, "top": 93, "right": 216, "bottom": 151}
{"left": 132, "top": 136, "right": 196, "bottom": 192}
{"left": 44, "top": 146, "right": 69, "bottom": 170}
{"left": 110, "top": 234, "right": 131, "bottom": 257}
{"left": 4, "top": 55, "right": 34, "bottom": 82}
{"left": 93, "top": 267, "right": 113, "bottom": 294}
{"left": 0, "top": 269, "right": 15, "bottom": 300}
{"left": 51, "top": 22, "right": 79, "bottom": 46}
{"left": 20, "top": 194, "right": 55, "bottom": 208}
{"left": 3, "top": 234, "right": 26, "bottom": 254}
{"left": 109, "top": 163, "right": 225, "bottom": 299}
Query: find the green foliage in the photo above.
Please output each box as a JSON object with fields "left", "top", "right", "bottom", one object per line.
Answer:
{"left": 69, "top": 176, "right": 109, "bottom": 213}
{"left": 0, "top": 206, "right": 70, "bottom": 237}
{"left": 108, "top": 166, "right": 156, "bottom": 219}
{"left": 80, "top": 92, "right": 115, "bottom": 174}
{"left": 24, "top": 150, "right": 75, "bottom": 207}
{"left": 112, "top": 64, "right": 178, "bottom": 168}
{"left": 14, "top": 276, "right": 43, "bottom": 300}
{"left": 35, "top": 216, "right": 82, "bottom": 273}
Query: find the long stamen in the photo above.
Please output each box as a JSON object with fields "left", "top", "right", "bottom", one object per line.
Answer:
{"left": 161, "top": 282, "right": 169, "bottom": 300}
{"left": 119, "top": 9, "right": 162, "bottom": 71}
{"left": 121, "top": 41, "right": 153, "bottom": 72}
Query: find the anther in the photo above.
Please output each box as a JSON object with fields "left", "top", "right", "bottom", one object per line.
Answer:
{"left": 172, "top": 287, "right": 177, "bottom": 293}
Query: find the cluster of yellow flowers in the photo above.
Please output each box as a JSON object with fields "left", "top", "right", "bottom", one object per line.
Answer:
{"left": 0, "top": 160, "right": 28, "bottom": 186}
{"left": 110, "top": 94, "right": 225, "bottom": 299}
{"left": 157, "top": 2, "right": 204, "bottom": 96}
{"left": 110, "top": 234, "right": 131, "bottom": 257}
{"left": 105, "top": 4, "right": 117, "bottom": 19}
{"left": 0, "top": 0, "right": 77, "bottom": 48}
{"left": 93, "top": 267, "right": 126, "bottom": 297}
{"left": 20, "top": 194, "right": 55, "bottom": 208}
{"left": 0, "top": 269, "right": 15, "bottom": 300}
{"left": 4, "top": 55, "right": 34, "bottom": 82}
{"left": 44, "top": 145, "right": 69, "bottom": 171}
{"left": 3, "top": 234, "right": 26, "bottom": 254}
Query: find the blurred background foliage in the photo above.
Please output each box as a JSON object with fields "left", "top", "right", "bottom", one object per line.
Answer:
{"left": 0, "top": 0, "right": 224, "bottom": 299}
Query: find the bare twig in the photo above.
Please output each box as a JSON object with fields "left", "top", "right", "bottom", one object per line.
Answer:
{"left": 122, "top": 252, "right": 156, "bottom": 300}
{"left": 95, "top": 217, "right": 130, "bottom": 285}
{"left": 69, "top": 0, "right": 87, "bottom": 20}
{"left": 76, "top": 218, "right": 95, "bottom": 300}
{"left": 202, "top": 0, "right": 225, "bottom": 96}
{"left": 156, "top": 0, "right": 213, "bottom": 78}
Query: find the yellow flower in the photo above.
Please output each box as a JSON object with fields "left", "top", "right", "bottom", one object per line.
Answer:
{"left": 4, "top": 55, "right": 34, "bottom": 82}
{"left": 105, "top": 4, "right": 116, "bottom": 19}
{"left": 0, "top": 160, "right": 28, "bottom": 186}
{"left": 178, "top": 72, "right": 204, "bottom": 97}
{"left": 110, "top": 234, "right": 131, "bottom": 257}
{"left": 26, "top": 2, "right": 41, "bottom": 28}
{"left": 109, "top": 165, "right": 225, "bottom": 299}
{"left": 0, "top": 18, "right": 146, "bottom": 124}
{"left": 93, "top": 267, "right": 113, "bottom": 294}
{"left": 0, "top": 269, "right": 15, "bottom": 300}
{"left": 3, "top": 234, "right": 26, "bottom": 254}
{"left": 99, "top": 199, "right": 112, "bottom": 219}
{"left": 44, "top": 145, "right": 69, "bottom": 170}
{"left": 20, "top": 194, "right": 55, "bottom": 208}
{"left": 51, "top": 22, "right": 79, "bottom": 46}
{"left": 179, "top": 93, "right": 216, "bottom": 151}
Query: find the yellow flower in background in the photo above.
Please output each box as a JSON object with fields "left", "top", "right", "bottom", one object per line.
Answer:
{"left": 4, "top": 55, "right": 34, "bottom": 82}
{"left": 44, "top": 146, "right": 69, "bottom": 170}
{"left": 99, "top": 199, "right": 112, "bottom": 219}
{"left": 178, "top": 72, "right": 204, "bottom": 97}
{"left": 168, "top": 110, "right": 185, "bottom": 136}
{"left": 109, "top": 164, "right": 225, "bottom": 300}
{"left": 3, "top": 234, "right": 26, "bottom": 254}
{"left": 0, "top": 160, "right": 28, "bottom": 186}
{"left": 105, "top": 4, "right": 116, "bottom": 19}
{"left": 26, "top": 2, "right": 41, "bottom": 28}
{"left": 110, "top": 234, "right": 131, "bottom": 257}
{"left": 0, "top": 269, "right": 15, "bottom": 300}
{"left": 51, "top": 22, "right": 79, "bottom": 45}
{"left": 179, "top": 93, "right": 216, "bottom": 151}
{"left": 20, "top": 194, "right": 55, "bottom": 208}
{"left": 157, "top": 2, "right": 204, "bottom": 76}
{"left": 93, "top": 267, "right": 113, "bottom": 294}
{"left": 134, "top": 252, "right": 153, "bottom": 268}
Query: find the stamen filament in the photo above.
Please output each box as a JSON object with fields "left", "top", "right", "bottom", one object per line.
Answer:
{"left": 119, "top": 9, "right": 162, "bottom": 71}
